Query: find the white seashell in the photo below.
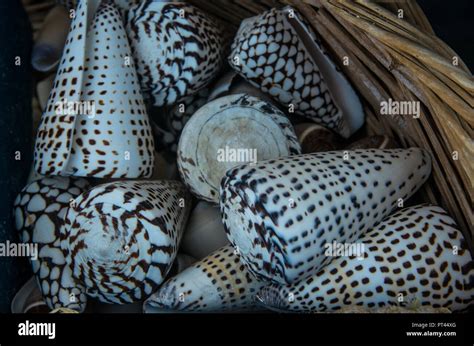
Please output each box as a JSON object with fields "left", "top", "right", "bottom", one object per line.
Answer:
{"left": 11, "top": 277, "right": 49, "bottom": 313}
{"left": 294, "top": 123, "right": 341, "bottom": 153}
{"left": 257, "top": 205, "right": 474, "bottom": 312}
{"left": 144, "top": 245, "right": 265, "bottom": 312}
{"left": 34, "top": 0, "right": 155, "bottom": 178}
{"left": 229, "top": 7, "right": 365, "bottom": 138}
{"left": 178, "top": 94, "right": 301, "bottom": 203}
{"left": 220, "top": 148, "right": 432, "bottom": 284}
{"left": 61, "top": 180, "right": 191, "bottom": 304}
{"left": 181, "top": 201, "right": 229, "bottom": 260}
{"left": 126, "top": 1, "right": 225, "bottom": 106}
{"left": 31, "top": 5, "right": 70, "bottom": 72}
{"left": 13, "top": 176, "right": 91, "bottom": 312}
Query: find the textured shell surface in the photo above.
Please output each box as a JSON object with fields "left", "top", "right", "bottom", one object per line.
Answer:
{"left": 144, "top": 245, "right": 265, "bottom": 312}
{"left": 229, "top": 6, "right": 364, "bottom": 138}
{"left": 256, "top": 205, "right": 474, "bottom": 312}
{"left": 34, "top": 0, "right": 155, "bottom": 178}
{"left": 60, "top": 180, "right": 191, "bottom": 304}
{"left": 178, "top": 93, "right": 301, "bottom": 203}
{"left": 220, "top": 148, "right": 432, "bottom": 284}
{"left": 126, "top": 1, "right": 225, "bottom": 107}
{"left": 181, "top": 201, "right": 229, "bottom": 260}
{"left": 13, "top": 176, "right": 90, "bottom": 312}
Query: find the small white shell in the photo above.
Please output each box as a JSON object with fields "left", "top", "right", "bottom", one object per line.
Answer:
{"left": 178, "top": 93, "right": 301, "bottom": 203}
{"left": 181, "top": 201, "right": 229, "bottom": 260}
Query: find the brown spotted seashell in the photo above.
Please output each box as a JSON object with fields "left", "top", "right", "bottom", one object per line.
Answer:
{"left": 294, "top": 123, "right": 341, "bottom": 153}
{"left": 177, "top": 94, "right": 301, "bottom": 203}
{"left": 34, "top": 0, "right": 155, "bottom": 178}
{"left": 126, "top": 1, "right": 225, "bottom": 107}
{"left": 144, "top": 245, "right": 265, "bottom": 312}
{"left": 60, "top": 180, "right": 191, "bottom": 304}
{"left": 13, "top": 176, "right": 90, "bottom": 312}
{"left": 220, "top": 148, "right": 432, "bottom": 284}
{"left": 229, "top": 6, "right": 364, "bottom": 138}
{"left": 257, "top": 205, "right": 474, "bottom": 312}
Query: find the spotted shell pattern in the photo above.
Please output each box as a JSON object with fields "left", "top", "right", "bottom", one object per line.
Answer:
{"left": 257, "top": 205, "right": 474, "bottom": 312}
{"left": 220, "top": 148, "right": 432, "bottom": 284}
{"left": 34, "top": 0, "right": 155, "bottom": 178}
{"left": 145, "top": 245, "right": 265, "bottom": 312}
{"left": 229, "top": 7, "right": 359, "bottom": 137}
{"left": 60, "top": 180, "right": 191, "bottom": 304}
{"left": 13, "top": 177, "right": 90, "bottom": 312}
{"left": 126, "top": 2, "right": 225, "bottom": 107}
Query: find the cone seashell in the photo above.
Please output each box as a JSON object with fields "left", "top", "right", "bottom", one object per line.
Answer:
{"left": 34, "top": 0, "right": 155, "bottom": 178}
{"left": 294, "top": 123, "right": 341, "bottom": 153}
{"left": 11, "top": 277, "right": 49, "bottom": 313}
{"left": 31, "top": 5, "right": 70, "bottom": 72}
{"left": 181, "top": 201, "right": 229, "bottom": 260}
{"left": 229, "top": 7, "right": 364, "bottom": 138}
{"left": 13, "top": 176, "right": 91, "bottom": 312}
{"left": 178, "top": 94, "right": 301, "bottom": 203}
{"left": 346, "top": 135, "right": 398, "bottom": 150}
{"left": 220, "top": 148, "right": 432, "bottom": 284}
{"left": 126, "top": 1, "right": 225, "bottom": 107}
{"left": 144, "top": 245, "right": 265, "bottom": 312}
{"left": 60, "top": 180, "right": 191, "bottom": 304}
{"left": 256, "top": 205, "right": 474, "bottom": 312}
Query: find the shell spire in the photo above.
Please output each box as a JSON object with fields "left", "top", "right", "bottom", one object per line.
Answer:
{"left": 220, "top": 148, "right": 432, "bottom": 284}
{"left": 144, "top": 245, "right": 265, "bottom": 312}
{"left": 60, "top": 180, "right": 191, "bottom": 304}
{"left": 34, "top": 0, "right": 155, "bottom": 178}
{"left": 257, "top": 205, "right": 474, "bottom": 312}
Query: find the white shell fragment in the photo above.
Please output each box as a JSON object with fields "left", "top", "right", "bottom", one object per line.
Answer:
{"left": 181, "top": 201, "right": 229, "bottom": 260}
{"left": 32, "top": 5, "right": 71, "bottom": 73}
{"left": 61, "top": 180, "right": 191, "bottom": 304}
{"left": 257, "top": 205, "right": 474, "bottom": 312}
{"left": 144, "top": 245, "right": 265, "bottom": 312}
{"left": 178, "top": 94, "right": 301, "bottom": 203}
{"left": 126, "top": 1, "right": 225, "bottom": 106}
{"left": 229, "top": 6, "right": 364, "bottom": 138}
{"left": 13, "top": 176, "right": 90, "bottom": 312}
{"left": 220, "top": 148, "right": 432, "bottom": 284}
{"left": 34, "top": 0, "right": 155, "bottom": 178}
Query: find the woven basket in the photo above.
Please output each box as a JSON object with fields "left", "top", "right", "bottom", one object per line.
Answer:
{"left": 24, "top": 0, "right": 473, "bottom": 251}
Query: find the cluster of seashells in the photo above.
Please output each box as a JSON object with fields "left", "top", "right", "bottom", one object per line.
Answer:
{"left": 13, "top": 0, "right": 474, "bottom": 313}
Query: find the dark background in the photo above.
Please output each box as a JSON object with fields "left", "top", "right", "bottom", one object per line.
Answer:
{"left": 418, "top": 0, "right": 473, "bottom": 71}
